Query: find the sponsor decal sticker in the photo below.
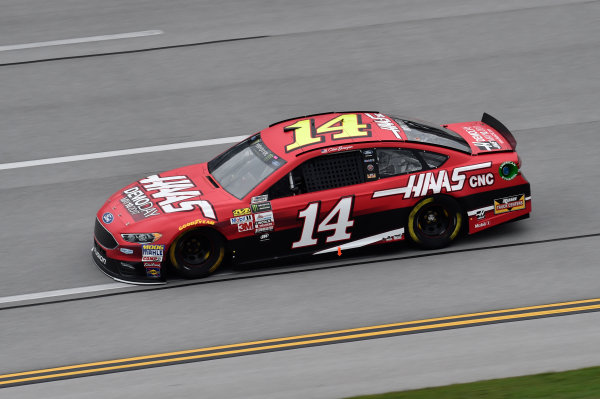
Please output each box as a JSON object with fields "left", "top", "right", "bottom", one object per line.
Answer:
{"left": 121, "top": 186, "right": 160, "bottom": 221}
{"left": 365, "top": 113, "right": 402, "bottom": 139}
{"left": 321, "top": 145, "right": 354, "bottom": 154}
{"left": 102, "top": 212, "right": 114, "bottom": 224}
{"left": 474, "top": 209, "right": 487, "bottom": 220}
{"left": 251, "top": 195, "right": 269, "bottom": 204}
{"left": 474, "top": 220, "right": 491, "bottom": 229}
{"left": 119, "top": 247, "right": 134, "bottom": 255}
{"left": 499, "top": 161, "right": 519, "bottom": 181}
{"left": 142, "top": 244, "right": 164, "bottom": 262}
{"left": 382, "top": 233, "right": 403, "bottom": 242}
{"left": 233, "top": 207, "right": 251, "bottom": 217}
{"left": 251, "top": 202, "right": 272, "bottom": 213}
{"left": 494, "top": 194, "right": 526, "bottom": 214}
{"left": 366, "top": 173, "right": 377, "bottom": 179}
{"left": 366, "top": 164, "right": 375, "bottom": 172}
{"left": 373, "top": 162, "right": 492, "bottom": 199}
{"left": 468, "top": 173, "right": 494, "bottom": 188}
{"left": 144, "top": 263, "right": 161, "bottom": 278}
{"left": 138, "top": 175, "right": 216, "bottom": 219}
{"left": 237, "top": 221, "right": 254, "bottom": 232}
{"left": 363, "top": 149, "right": 374, "bottom": 156}
{"left": 463, "top": 125, "right": 505, "bottom": 151}
{"left": 256, "top": 226, "right": 274, "bottom": 234}
{"left": 259, "top": 233, "right": 270, "bottom": 242}
{"left": 178, "top": 219, "right": 216, "bottom": 231}
{"left": 93, "top": 247, "right": 107, "bottom": 265}
{"left": 254, "top": 211, "right": 274, "bottom": 223}
{"left": 254, "top": 211, "right": 275, "bottom": 234}
{"left": 230, "top": 215, "right": 253, "bottom": 224}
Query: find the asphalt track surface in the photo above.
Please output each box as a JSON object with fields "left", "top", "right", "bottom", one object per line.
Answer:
{"left": 1, "top": 0, "right": 600, "bottom": 397}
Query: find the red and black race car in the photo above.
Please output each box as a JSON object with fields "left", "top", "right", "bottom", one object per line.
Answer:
{"left": 93, "top": 112, "right": 530, "bottom": 283}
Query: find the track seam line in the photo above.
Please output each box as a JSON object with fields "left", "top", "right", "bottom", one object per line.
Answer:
{"left": 1, "top": 232, "right": 598, "bottom": 311}
{"left": 1, "top": 0, "right": 597, "bottom": 67}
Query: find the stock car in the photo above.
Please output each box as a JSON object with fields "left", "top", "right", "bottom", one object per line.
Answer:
{"left": 93, "top": 112, "right": 531, "bottom": 283}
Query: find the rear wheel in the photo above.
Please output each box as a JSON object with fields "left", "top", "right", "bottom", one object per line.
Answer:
{"left": 169, "top": 229, "right": 225, "bottom": 279}
{"left": 407, "top": 196, "right": 463, "bottom": 249}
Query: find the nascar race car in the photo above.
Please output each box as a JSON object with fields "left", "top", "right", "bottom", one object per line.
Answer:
{"left": 93, "top": 112, "right": 530, "bottom": 283}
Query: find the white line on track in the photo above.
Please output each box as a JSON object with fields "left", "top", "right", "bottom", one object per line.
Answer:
{"left": 0, "top": 136, "right": 247, "bottom": 171}
{"left": 0, "top": 30, "right": 163, "bottom": 52}
{"left": 0, "top": 283, "right": 130, "bottom": 305}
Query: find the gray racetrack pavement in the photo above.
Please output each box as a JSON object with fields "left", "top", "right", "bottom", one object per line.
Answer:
{"left": 1, "top": 0, "right": 600, "bottom": 397}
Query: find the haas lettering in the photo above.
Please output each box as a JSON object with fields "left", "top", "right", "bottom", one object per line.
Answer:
{"left": 139, "top": 175, "right": 216, "bottom": 219}
{"left": 373, "top": 162, "right": 492, "bottom": 199}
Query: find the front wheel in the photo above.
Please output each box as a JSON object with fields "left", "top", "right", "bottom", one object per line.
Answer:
{"left": 407, "top": 196, "right": 463, "bottom": 249}
{"left": 169, "top": 229, "right": 225, "bottom": 279}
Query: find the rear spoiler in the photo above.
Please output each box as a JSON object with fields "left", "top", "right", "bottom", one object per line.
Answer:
{"left": 482, "top": 113, "right": 517, "bottom": 150}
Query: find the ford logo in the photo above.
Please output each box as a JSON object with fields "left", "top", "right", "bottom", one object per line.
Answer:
{"left": 102, "top": 212, "right": 114, "bottom": 224}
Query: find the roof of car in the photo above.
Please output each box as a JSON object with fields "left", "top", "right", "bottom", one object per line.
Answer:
{"left": 260, "top": 112, "right": 409, "bottom": 161}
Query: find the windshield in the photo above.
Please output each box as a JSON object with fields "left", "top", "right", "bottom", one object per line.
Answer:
{"left": 393, "top": 118, "right": 471, "bottom": 153}
{"left": 208, "top": 134, "right": 286, "bottom": 199}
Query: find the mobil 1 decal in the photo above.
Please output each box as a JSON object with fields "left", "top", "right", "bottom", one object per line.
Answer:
{"left": 292, "top": 196, "right": 354, "bottom": 249}
{"left": 137, "top": 175, "right": 216, "bottom": 220}
{"left": 372, "top": 162, "right": 493, "bottom": 199}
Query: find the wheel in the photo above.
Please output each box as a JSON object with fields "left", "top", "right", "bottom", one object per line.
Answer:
{"left": 407, "top": 196, "right": 463, "bottom": 249}
{"left": 169, "top": 229, "right": 225, "bottom": 279}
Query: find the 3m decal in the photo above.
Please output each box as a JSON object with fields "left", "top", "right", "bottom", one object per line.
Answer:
{"left": 102, "top": 212, "right": 114, "bottom": 224}
{"left": 178, "top": 219, "right": 216, "bottom": 231}
{"left": 292, "top": 197, "right": 354, "bottom": 249}
{"left": 499, "top": 161, "right": 519, "bottom": 180}
{"left": 230, "top": 215, "right": 253, "bottom": 224}
{"left": 251, "top": 202, "right": 272, "bottom": 213}
{"left": 142, "top": 244, "right": 164, "bottom": 262}
{"left": 121, "top": 187, "right": 160, "bottom": 221}
{"left": 139, "top": 175, "right": 216, "bottom": 220}
{"left": 494, "top": 194, "right": 526, "bottom": 214}
{"left": 237, "top": 221, "right": 254, "bottom": 232}
{"left": 284, "top": 114, "right": 371, "bottom": 152}
{"left": 373, "top": 162, "right": 492, "bottom": 199}
{"left": 233, "top": 208, "right": 251, "bottom": 217}
{"left": 364, "top": 113, "right": 402, "bottom": 139}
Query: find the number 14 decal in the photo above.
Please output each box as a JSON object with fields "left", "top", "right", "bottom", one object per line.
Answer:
{"left": 292, "top": 197, "right": 354, "bottom": 248}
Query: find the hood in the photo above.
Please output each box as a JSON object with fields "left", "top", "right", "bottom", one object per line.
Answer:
{"left": 101, "top": 162, "right": 231, "bottom": 228}
{"left": 444, "top": 121, "right": 513, "bottom": 154}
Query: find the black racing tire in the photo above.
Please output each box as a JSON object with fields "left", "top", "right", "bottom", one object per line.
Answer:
{"left": 169, "top": 228, "right": 225, "bottom": 279}
{"left": 407, "top": 196, "right": 463, "bottom": 250}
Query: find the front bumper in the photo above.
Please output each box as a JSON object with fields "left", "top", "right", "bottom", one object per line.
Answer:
{"left": 92, "top": 240, "right": 166, "bottom": 285}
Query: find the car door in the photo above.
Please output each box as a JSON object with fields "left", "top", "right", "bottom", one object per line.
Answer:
{"left": 261, "top": 149, "right": 386, "bottom": 256}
